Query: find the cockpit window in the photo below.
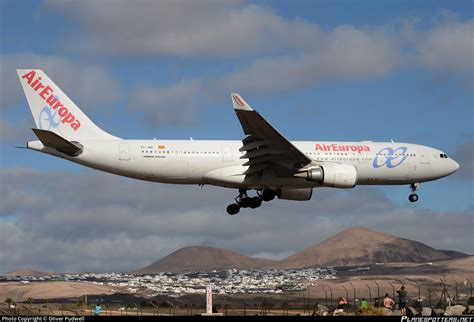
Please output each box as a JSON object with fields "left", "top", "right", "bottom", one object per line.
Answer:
{"left": 439, "top": 154, "right": 448, "bottom": 158}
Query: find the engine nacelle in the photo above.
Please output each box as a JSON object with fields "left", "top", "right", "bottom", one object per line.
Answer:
{"left": 302, "top": 164, "right": 358, "bottom": 188}
{"left": 278, "top": 188, "right": 313, "bottom": 201}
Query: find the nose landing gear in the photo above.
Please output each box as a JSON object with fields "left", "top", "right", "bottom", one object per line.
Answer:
{"left": 409, "top": 183, "right": 420, "bottom": 202}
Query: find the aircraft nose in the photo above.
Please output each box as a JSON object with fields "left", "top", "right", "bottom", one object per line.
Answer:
{"left": 449, "top": 159, "right": 460, "bottom": 174}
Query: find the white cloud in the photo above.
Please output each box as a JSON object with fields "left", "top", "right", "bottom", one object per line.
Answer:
{"left": 417, "top": 16, "right": 474, "bottom": 72}
{"left": 44, "top": 1, "right": 320, "bottom": 57}
{"left": 413, "top": 15, "right": 474, "bottom": 95}
{"left": 217, "top": 25, "right": 403, "bottom": 94}
{"left": 36, "top": 2, "right": 473, "bottom": 129}
{"left": 128, "top": 24, "right": 403, "bottom": 123}
{"left": 124, "top": 14, "right": 473, "bottom": 126}
{"left": 129, "top": 79, "right": 202, "bottom": 126}
{"left": 0, "top": 167, "right": 472, "bottom": 273}
{"left": 0, "top": 54, "right": 120, "bottom": 111}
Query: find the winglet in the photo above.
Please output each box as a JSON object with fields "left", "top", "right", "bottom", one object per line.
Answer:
{"left": 231, "top": 93, "right": 253, "bottom": 111}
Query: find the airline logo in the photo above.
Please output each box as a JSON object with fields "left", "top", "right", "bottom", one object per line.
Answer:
{"left": 315, "top": 143, "right": 370, "bottom": 153}
{"left": 21, "top": 70, "right": 81, "bottom": 131}
{"left": 39, "top": 104, "right": 61, "bottom": 130}
{"left": 373, "top": 147, "right": 408, "bottom": 168}
{"left": 233, "top": 95, "right": 245, "bottom": 107}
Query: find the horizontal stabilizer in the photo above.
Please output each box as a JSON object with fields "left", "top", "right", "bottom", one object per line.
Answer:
{"left": 31, "top": 128, "right": 83, "bottom": 156}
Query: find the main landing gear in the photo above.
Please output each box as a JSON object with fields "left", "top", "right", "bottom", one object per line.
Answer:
{"left": 409, "top": 182, "right": 420, "bottom": 202}
{"left": 226, "top": 189, "right": 276, "bottom": 215}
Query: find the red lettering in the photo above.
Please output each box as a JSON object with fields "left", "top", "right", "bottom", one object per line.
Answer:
{"left": 52, "top": 100, "right": 63, "bottom": 110}
{"left": 39, "top": 86, "right": 53, "bottom": 99}
{"left": 34, "top": 83, "right": 45, "bottom": 92}
{"left": 31, "top": 76, "right": 42, "bottom": 89}
{"left": 46, "top": 95, "right": 58, "bottom": 107}
{"left": 71, "top": 120, "right": 81, "bottom": 131}
{"left": 58, "top": 107, "right": 68, "bottom": 117}
{"left": 61, "top": 113, "right": 75, "bottom": 124}
{"left": 22, "top": 71, "right": 35, "bottom": 84}
{"left": 317, "top": 144, "right": 372, "bottom": 153}
{"left": 26, "top": 71, "right": 82, "bottom": 131}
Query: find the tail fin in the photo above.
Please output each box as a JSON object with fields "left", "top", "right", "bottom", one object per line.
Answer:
{"left": 17, "top": 69, "right": 119, "bottom": 140}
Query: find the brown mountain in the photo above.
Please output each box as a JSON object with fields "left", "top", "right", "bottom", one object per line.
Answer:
{"left": 135, "top": 246, "right": 278, "bottom": 273}
{"left": 278, "top": 226, "right": 452, "bottom": 269}
{"left": 3, "top": 269, "right": 55, "bottom": 277}
{"left": 436, "top": 249, "right": 468, "bottom": 259}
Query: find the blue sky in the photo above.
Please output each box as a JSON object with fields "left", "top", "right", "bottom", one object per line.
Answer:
{"left": 0, "top": 0, "right": 472, "bottom": 272}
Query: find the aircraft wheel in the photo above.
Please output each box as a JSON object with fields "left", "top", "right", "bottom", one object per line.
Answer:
{"left": 408, "top": 194, "right": 419, "bottom": 203}
{"left": 227, "top": 204, "right": 240, "bottom": 215}
{"left": 262, "top": 189, "right": 276, "bottom": 202}
{"left": 249, "top": 197, "right": 262, "bottom": 209}
{"left": 240, "top": 197, "right": 252, "bottom": 208}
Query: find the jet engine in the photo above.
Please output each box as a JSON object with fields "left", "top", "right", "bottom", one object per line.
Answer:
{"left": 297, "top": 164, "right": 358, "bottom": 188}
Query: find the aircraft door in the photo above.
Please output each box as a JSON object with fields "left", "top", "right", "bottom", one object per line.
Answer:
{"left": 419, "top": 149, "right": 430, "bottom": 164}
{"left": 119, "top": 143, "right": 131, "bottom": 161}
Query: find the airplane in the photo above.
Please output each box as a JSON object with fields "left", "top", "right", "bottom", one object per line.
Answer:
{"left": 17, "top": 69, "right": 460, "bottom": 215}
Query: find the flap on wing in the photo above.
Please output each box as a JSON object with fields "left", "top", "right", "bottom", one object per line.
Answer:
{"left": 31, "top": 128, "right": 83, "bottom": 156}
{"left": 231, "top": 93, "right": 312, "bottom": 176}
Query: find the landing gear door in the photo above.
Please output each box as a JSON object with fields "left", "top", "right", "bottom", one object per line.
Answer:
{"left": 119, "top": 143, "right": 131, "bottom": 161}
{"left": 419, "top": 149, "right": 430, "bottom": 164}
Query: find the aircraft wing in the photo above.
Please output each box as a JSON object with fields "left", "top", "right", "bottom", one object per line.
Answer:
{"left": 231, "top": 93, "right": 312, "bottom": 176}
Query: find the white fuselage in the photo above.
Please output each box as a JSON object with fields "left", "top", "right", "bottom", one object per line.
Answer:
{"left": 27, "top": 139, "right": 459, "bottom": 190}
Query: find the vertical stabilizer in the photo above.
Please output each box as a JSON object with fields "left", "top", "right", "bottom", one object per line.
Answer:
{"left": 17, "top": 69, "right": 119, "bottom": 140}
